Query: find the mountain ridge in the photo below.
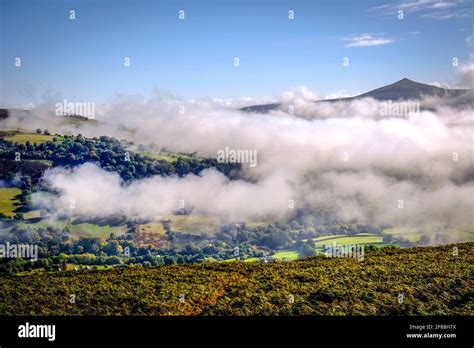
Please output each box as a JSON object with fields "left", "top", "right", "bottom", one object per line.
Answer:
{"left": 241, "top": 78, "right": 470, "bottom": 113}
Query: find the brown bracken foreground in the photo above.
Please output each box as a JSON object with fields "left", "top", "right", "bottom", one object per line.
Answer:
{"left": 0, "top": 243, "right": 472, "bottom": 316}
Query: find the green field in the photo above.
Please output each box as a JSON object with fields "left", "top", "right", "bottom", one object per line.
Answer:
{"left": 3, "top": 132, "right": 59, "bottom": 145}
{"left": 226, "top": 251, "right": 299, "bottom": 263}
{"left": 383, "top": 227, "right": 422, "bottom": 242}
{"left": 308, "top": 234, "right": 345, "bottom": 242}
{"left": 273, "top": 251, "right": 299, "bottom": 261}
{"left": 19, "top": 220, "right": 69, "bottom": 230}
{"left": 383, "top": 226, "right": 474, "bottom": 244}
{"left": 15, "top": 220, "right": 128, "bottom": 239}
{"left": 0, "top": 187, "right": 21, "bottom": 218}
{"left": 243, "top": 257, "right": 259, "bottom": 262}
{"left": 166, "top": 215, "right": 220, "bottom": 235}
{"left": 137, "top": 222, "right": 166, "bottom": 235}
{"left": 24, "top": 159, "right": 53, "bottom": 166}
{"left": 141, "top": 150, "right": 194, "bottom": 163}
{"left": 227, "top": 234, "right": 385, "bottom": 263}
{"left": 314, "top": 234, "right": 384, "bottom": 248}
{"left": 273, "top": 234, "right": 389, "bottom": 261}
{"left": 68, "top": 223, "right": 128, "bottom": 239}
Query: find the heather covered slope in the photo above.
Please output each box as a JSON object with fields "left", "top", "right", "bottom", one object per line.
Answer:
{"left": 0, "top": 242, "right": 472, "bottom": 316}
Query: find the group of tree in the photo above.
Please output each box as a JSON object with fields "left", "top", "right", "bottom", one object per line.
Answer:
{"left": 0, "top": 134, "right": 240, "bottom": 183}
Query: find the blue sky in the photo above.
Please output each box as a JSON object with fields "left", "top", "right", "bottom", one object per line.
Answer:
{"left": 1, "top": 0, "right": 473, "bottom": 107}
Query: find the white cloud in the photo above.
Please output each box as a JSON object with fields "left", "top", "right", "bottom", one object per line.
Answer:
{"left": 457, "top": 57, "right": 474, "bottom": 88}
{"left": 430, "top": 81, "right": 453, "bottom": 88}
{"left": 420, "top": 7, "right": 474, "bottom": 18}
{"left": 27, "top": 81, "right": 474, "bottom": 236}
{"left": 429, "top": 2, "right": 457, "bottom": 9}
{"left": 465, "top": 33, "right": 474, "bottom": 46}
{"left": 324, "top": 91, "right": 361, "bottom": 99}
{"left": 9, "top": 56, "right": 473, "bottom": 240}
{"left": 368, "top": 0, "right": 473, "bottom": 19}
{"left": 344, "top": 34, "right": 394, "bottom": 47}
{"left": 280, "top": 86, "right": 321, "bottom": 103}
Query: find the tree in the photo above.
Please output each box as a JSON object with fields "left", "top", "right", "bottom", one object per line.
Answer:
{"left": 57, "top": 253, "right": 68, "bottom": 264}
{"left": 21, "top": 176, "right": 32, "bottom": 188}
{"left": 102, "top": 240, "right": 123, "bottom": 256}
{"left": 66, "top": 153, "right": 76, "bottom": 162}
{"left": 36, "top": 128, "right": 42, "bottom": 134}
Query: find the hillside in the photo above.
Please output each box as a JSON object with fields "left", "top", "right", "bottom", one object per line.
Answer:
{"left": 0, "top": 242, "right": 471, "bottom": 316}
{"left": 354, "top": 78, "right": 467, "bottom": 101}
{"left": 0, "top": 108, "right": 99, "bottom": 126}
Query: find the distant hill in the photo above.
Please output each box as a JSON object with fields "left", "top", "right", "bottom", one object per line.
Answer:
{"left": 241, "top": 78, "right": 470, "bottom": 113}
{"left": 0, "top": 108, "right": 98, "bottom": 125}
{"left": 351, "top": 78, "right": 468, "bottom": 101}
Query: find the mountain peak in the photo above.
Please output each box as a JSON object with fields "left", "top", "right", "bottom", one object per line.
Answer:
{"left": 393, "top": 78, "right": 417, "bottom": 86}
{"left": 359, "top": 77, "right": 457, "bottom": 100}
{"left": 241, "top": 78, "right": 470, "bottom": 113}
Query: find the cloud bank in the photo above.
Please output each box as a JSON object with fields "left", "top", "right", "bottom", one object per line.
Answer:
{"left": 2, "top": 58, "right": 469, "bottom": 239}
{"left": 27, "top": 91, "right": 474, "bottom": 237}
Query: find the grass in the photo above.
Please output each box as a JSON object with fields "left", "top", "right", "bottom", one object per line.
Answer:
{"left": 272, "top": 251, "right": 299, "bottom": 261}
{"left": 166, "top": 215, "right": 220, "bottom": 235}
{"left": 134, "top": 222, "right": 168, "bottom": 248}
{"left": 68, "top": 223, "right": 128, "bottom": 239}
{"left": 60, "top": 116, "right": 99, "bottom": 126}
{"left": 383, "top": 226, "right": 474, "bottom": 244}
{"left": 22, "top": 220, "right": 69, "bottom": 230}
{"left": 94, "top": 265, "right": 113, "bottom": 271}
{"left": 308, "top": 234, "right": 345, "bottom": 242}
{"left": 223, "top": 258, "right": 239, "bottom": 263}
{"left": 205, "top": 233, "right": 387, "bottom": 263}
{"left": 24, "top": 159, "right": 53, "bottom": 166}
{"left": 225, "top": 251, "right": 299, "bottom": 263}
{"left": 3, "top": 132, "right": 59, "bottom": 145}
{"left": 225, "top": 256, "right": 264, "bottom": 263}
{"left": 141, "top": 150, "right": 194, "bottom": 163}
{"left": 314, "top": 234, "right": 384, "bottom": 248}
{"left": 16, "top": 220, "right": 128, "bottom": 240}
{"left": 136, "top": 223, "right": 166, "bottom": 235}
{"left": 243, "top": 257, "right": 259, "bottom": 262}
{"left": 0, "top": 187, "right": 21, "bottom": 218}
{"left": 245, "top": 222, "right": 269, "bottom": 229}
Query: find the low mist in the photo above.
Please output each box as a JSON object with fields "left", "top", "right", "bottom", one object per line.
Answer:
{"left": 5, "top": 61, "right": 472, "bottom": 237}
